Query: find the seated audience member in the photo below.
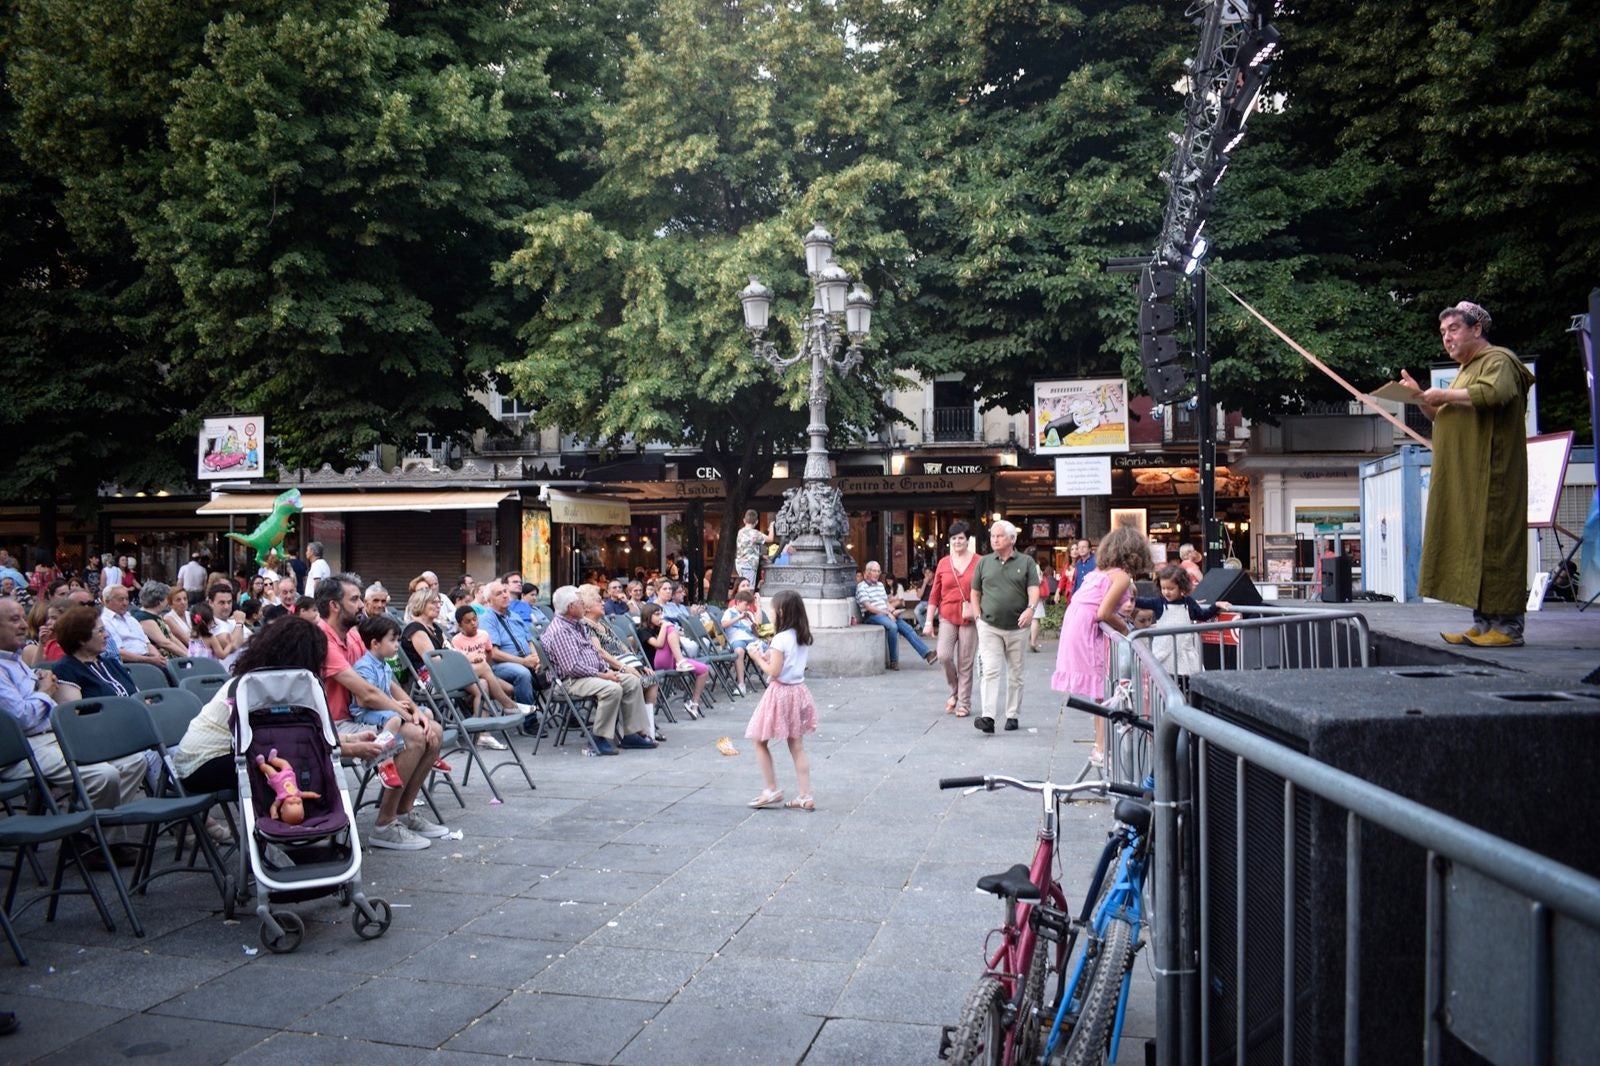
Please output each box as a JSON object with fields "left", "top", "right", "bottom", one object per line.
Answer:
{"left": 0, "top": 599, "right": 146, "bottom": 864}
{"left": 477, "top": 581, "right": 543, "bottom": 707}
{"left": 637, "top": 602, "right": 708, "bottom": 718}
{"left": 350, "top": 616, "right": 413, "bottom": 789}
{"left": 163, "top": 587, "right": 193, "bottom": 647}
{"left": 543, "top": 586, "right": 654, "bottom": 755}
{"left": 186, "top": 604, "right": 222, "bottom": 660}
{"left": 578, "top": 585, "right": 663, "bottom": 741}
{"left": 172, "top": 617, "right": 386, "bottom": 797}
{"left": 99, "top": 585, "right": 165, "bottom": 668}
{"left": 441, "top": 602, "right": 528, "bottom": 725}
{"left": 204, "top": 581, "right": 249, "bottom": 669}
{"left": 719, "top": 590, "right": 765, "bottom": 694}
{"left": 855, "top": 561, "right": 937, "bottom": 670}
{"left": 52, "top": 606, "right": 139, "bottom": 699}
{"left": 133, "top": 582, "right": 188, "bottom": 659}
{"left": 314, "top": 576, "right": 446, "bottom": 850}
{"left": 603, "top": 579, "right": 630, "bottom": 617}
{"left": 294, "top": 596, "right": 318, "bottom": 621}
{"left": 625, "top": 581, "right": 648, "bottom": 622}
{"left": 363, "top": 583, "right": 392, "bottom": 621}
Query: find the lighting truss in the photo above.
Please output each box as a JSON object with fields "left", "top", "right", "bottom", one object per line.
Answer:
{"left": 1153, "top": 0, "right": 1280, "bottom": 265}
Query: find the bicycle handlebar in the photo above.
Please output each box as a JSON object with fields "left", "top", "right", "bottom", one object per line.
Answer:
{"left": 939, "top": 773, "right": 1112, "bottom": 801}
{"left": 1107, "top": 782, "right": 1149, "bottom": 798}
{"left": 1064, "top": 694, "right": 1154, "bottom": 734}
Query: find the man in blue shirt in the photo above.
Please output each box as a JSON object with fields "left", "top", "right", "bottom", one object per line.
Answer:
{"left": 1071, "top": 539, "right": 1097, "bottom": 593}
{"left": 479, "top": 581, "right": 542, "bottom": 705}
{"left": 602, "top": 579, "right": 630, "bottom": 616}
{"left": 0, "top": 550, "right": 27, "bottom": 591}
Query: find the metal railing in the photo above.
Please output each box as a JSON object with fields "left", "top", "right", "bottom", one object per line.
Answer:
{"left": 1092, "top": 619, "right": 1600, "bottom": 1066}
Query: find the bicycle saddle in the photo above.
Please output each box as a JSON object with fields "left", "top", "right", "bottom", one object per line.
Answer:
{"left": 976, "top": 863, "right": 1041, "bottom": 901}
{"left": 1115, "top": 797, "right": 1152, "bottom": 837}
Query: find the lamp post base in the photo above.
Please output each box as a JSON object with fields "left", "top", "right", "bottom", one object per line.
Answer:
{"left": 761, "top": 535, "right": 858, "bottom": 601}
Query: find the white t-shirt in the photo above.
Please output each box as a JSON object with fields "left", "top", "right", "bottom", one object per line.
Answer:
{"left": 213, "top": 618, "right": 249, "bottom": 671}
{"left": 101, "top": 564, "right": 124, "bottom": 589}
{"left": 304, "top": 558, "right": 331, "bottom": 596}
{"left": 102, "top": 607, "right": 150, "bottom": 655}
{"left": 770, "top": 628, "right": 807, "bottom": 685}
{"left": 176, "top": 560, "right": 207, "bottom": 592}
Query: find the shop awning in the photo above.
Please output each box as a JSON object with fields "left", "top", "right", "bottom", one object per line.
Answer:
{"left": 545, "top": 489, "right": 631, "bottom": 526}
{"left": 197, "top": 490, "right": 516, "bottom": 515}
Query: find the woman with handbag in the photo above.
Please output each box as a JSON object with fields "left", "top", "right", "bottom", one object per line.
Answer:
{"left": 922, "top": 521, "right": 980, "bottom": 718}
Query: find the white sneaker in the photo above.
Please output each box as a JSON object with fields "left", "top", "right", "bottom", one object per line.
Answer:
{"left": 734, "top": 685, "right": 746, "bottom": 696}
{"left": 369, "top": 821, "right": 430, "bottom": 851}
{"left": 477, "top": 734, "right": 508, "bottom": 751}
{"left": 514, "top": 703, "right": 535, "bottom": 716}
{"left": 400, "top": 810, "right": 451, "bottom": 839}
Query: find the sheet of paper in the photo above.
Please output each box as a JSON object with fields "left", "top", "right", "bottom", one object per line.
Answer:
{"left": 1369, "top": 381, "right": 1423, "bottom": 403}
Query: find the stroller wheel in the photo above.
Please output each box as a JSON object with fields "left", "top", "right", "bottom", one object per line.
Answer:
{"left": 352, "top": 898, "right": 392, "bottom": 941}
{"left": 260, "top": 910, "right": 305, "bottom": 954}
{"left": 337, "top": 884, "right": 352, "bottom": 906}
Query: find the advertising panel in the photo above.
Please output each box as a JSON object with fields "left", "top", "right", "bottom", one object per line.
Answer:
{"left": 1031, "top": 379, "right": 1130, "bottom": 455}
{"left": 198, "top": 416, "right": 266, "bottom": 480}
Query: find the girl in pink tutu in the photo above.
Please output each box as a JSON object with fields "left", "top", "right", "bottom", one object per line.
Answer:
{"left": 744, "top": 590, "right": 818, "bottom": 812}
{"left": 1051, "top": 525, "right": 1152, "bottom": 766}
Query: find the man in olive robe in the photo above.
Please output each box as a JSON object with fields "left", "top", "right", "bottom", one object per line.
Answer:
{"left": 1400, "top": 301, "right": 1535, "bottom": 646}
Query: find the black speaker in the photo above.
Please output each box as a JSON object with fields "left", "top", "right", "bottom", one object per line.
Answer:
{"left": 1186, "top": 668, "right": 1600, "bottom": 1065}
{"left": 1192, "top": 566, "right": 1260, "bottom": 607}
{"left": 1319, "top": 555, "right": 1352, "bottom": 602}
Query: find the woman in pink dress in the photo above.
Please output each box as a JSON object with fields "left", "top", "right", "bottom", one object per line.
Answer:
{"left": 1052, "top": 525, "right": 1152, "bottom": 765}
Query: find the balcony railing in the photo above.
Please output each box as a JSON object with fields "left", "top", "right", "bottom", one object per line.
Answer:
{"left": 925, "top": 406, "right": 978, "bottom": 443}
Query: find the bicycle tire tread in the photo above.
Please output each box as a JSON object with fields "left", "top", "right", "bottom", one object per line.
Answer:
{"left": 946, "top": 976, "right": 1006, "bottom": 1066}
{"left": 1059, "top": 916, "right": 1135, "bottom": 1066}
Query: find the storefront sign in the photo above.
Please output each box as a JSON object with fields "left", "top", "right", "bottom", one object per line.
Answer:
{"left": 921, "top": 461, "right": 987, "bottom": 475}
{"left": 756, "top": 473, "right": 990, "bottom": 496}
{"left": 1031, "top": 379, "right": 1130, "bottom": 455}
{"left": 1054, "top": 456, "right": 1112, "bottom": 496}
{"left": 546, "top": 490, "right": 631, "bottom": 526}
{"left": 197, "top": 415, "right": 266, "bottom": 480}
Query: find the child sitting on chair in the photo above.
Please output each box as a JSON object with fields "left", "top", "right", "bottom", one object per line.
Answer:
{"left": 351, "top": 615, "right": 409, "bottom": 789}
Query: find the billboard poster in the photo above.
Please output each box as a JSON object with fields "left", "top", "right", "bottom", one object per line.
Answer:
{"left": 1031, "top": 379, "right": 1130, "bottom": 455}
{"left": 521, "top": 510, "right": 552, "bottom": 593}
{"left": 197, "top": 416, "right": 266, "bottom": 480}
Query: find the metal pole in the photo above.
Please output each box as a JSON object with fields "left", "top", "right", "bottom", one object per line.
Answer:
{"left": 1194, "top": 270, "right": 1222, "bottom": 569}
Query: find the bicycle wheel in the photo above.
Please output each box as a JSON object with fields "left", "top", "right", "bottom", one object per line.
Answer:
{"left": 1015, "top": 940, "right": 1049, "bottom": 1065}
{"left": 947, "top": 975, "right": 1006, "bottom": 1066}
{"left": 1059, "top": 916, "right": 1135, "bottom": 1066}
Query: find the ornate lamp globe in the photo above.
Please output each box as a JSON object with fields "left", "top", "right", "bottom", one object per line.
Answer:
{"left": 739, "top": 276, "right": 773, "bottom": 332}
{"left": 802, "top": 222, "right": 835, "bottom": 276}
{"left": 845, "top": 284, "right": 874, "bottom": 338}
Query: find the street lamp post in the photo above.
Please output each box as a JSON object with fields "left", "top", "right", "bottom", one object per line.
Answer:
{"left": 740, "top": 222, "right": 874, "bottom": 600}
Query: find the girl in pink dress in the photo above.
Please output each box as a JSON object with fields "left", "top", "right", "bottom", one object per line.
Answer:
{"left": 744, "top": 590, "right": 819, "bottom": 812}
{"left": 1051, "top": 525, "right": 1152, "bottom": 766}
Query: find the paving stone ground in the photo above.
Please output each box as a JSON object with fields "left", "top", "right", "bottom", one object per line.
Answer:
{"left": 0, "top": 641, "right": 1159, "bottom": 1064}
{"left": 8, "top": 600, "right": 1595, "bottom": 1062}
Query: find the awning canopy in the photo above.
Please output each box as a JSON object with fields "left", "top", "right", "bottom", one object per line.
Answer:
{"left": 197, "top": 490, "right": 516, "bottom": 515}
{"left": 545, "top": 489, "right": 631, "bottom": 526}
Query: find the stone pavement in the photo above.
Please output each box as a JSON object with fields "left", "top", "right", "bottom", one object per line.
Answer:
{"left": 1, "top": 644, "right": 1154, "bottom": 1064}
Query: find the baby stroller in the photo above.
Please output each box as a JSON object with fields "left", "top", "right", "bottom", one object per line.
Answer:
{"left": 227, "top": 668, "right": 391, "bottom": 953}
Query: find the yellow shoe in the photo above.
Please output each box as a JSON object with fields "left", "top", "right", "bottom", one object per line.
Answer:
{"left": 1440, "top": 627, "right": 1483, "bottom": 645}
{"left": 1463, "top": 629, "right": 1523, "bottom": 648}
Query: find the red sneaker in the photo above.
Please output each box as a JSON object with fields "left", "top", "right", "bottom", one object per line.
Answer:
{"left": 377, "top": 760, "right": 403, "bottom": 789}
{"left": 432, "top": 758, "right": 452, "bottom": 773}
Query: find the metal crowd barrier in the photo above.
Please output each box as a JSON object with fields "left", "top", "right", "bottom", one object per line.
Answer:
{"left": 1095, "top": 622, "right": 1600, "bottom": 1065}
{"left": 1098, "top": 604, "right": 1370, "bottom": 791}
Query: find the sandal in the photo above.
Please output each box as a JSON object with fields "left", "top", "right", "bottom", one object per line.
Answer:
{"left": 953, "top": 706, "right": 970, "bottom": 718}
{"left": 748, "top": 789, "right": 784, "bottom": 809}
{"left": 945, "top": 696, "right": 957, "bottom": 714}
{"left": 785, "top": 795, "right": 816, "bottom": 812}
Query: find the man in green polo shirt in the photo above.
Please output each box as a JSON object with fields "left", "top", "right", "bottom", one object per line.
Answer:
{"left": 968, "top": 520, "right": 1040, "bottom": 733}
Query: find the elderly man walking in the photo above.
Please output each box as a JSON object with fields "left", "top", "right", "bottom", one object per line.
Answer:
{"left": 541, "top": 586, "right": 654, "bottom": 756}
{"left": 1400, "top": 301, "right": 1535, "bottom": 647}
{"left": 970, "top": 520, "right": 1040, "bottom": 733}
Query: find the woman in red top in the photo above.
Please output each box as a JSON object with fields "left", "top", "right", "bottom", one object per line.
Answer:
{"left": 922, "top": 521, "right": 980, "bottom": 717}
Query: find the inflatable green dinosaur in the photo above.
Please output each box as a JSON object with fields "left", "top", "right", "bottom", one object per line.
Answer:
{"left": 226, "top": 488, "right": 303, "bottom": 566}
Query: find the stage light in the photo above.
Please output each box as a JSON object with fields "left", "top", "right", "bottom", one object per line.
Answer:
{"left": 1183, "top": 235, "right": 1210, "bottom": 276}
{"left": 1247, "top": 24, "right": 1281, "bottom": 68}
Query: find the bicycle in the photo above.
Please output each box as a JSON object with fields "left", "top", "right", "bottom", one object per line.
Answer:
{"left": 1042, "top": 694, "right": 1156, "bottom": 1065}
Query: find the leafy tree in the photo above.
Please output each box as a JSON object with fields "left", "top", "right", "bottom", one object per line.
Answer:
{"left": 498, "top": 0, "right": 915, "bottom": 597}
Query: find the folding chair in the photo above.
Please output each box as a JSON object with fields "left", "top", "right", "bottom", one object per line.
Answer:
{"left": 137, "top": 687, "right": 238, "bottom": 856}
{"left": 180, "top": 674, "right": 229, "bottom": 702}
{"left": 0, "top": 713, "right": 120, "bottom": 965}
{"left": 525, "top": 629, "right": 603, "bottom": 754}
{"left": 126, "top": 661, "right": 176, "bottom": 692}
{"left": 419, "top": 649, "right": 534, "bottom": 801}
{"left": 167, "top": 656, "right": 227, "bottom": 681}
{"left": 701, "top": 612, "right": 763, "bottom": 695}
{"left": 384, "top": 655, "right": 464, "bottom": 814}
{"left": 683, "top": 614, "right": 738, "bottom": 702}
{"left": 605, "top": 615, "right": 680, "bottom": 724}
{"left": 49, "top": 697, "right": 229, "bottom": 936}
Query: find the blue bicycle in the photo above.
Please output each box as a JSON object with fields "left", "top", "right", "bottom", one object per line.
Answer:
{"left": 1044, "top": 694, "right": 1155, "bottom": 1066}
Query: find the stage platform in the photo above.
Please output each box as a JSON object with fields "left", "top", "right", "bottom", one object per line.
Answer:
{"left": 1342, "top": 600, "right": 1600, "bottom": 686}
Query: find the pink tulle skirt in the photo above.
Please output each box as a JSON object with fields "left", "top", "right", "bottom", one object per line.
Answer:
{"left": 744, "top": 680, "right": 818, "bottom": 741}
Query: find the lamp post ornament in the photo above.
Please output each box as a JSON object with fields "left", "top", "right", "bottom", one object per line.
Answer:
{"left": 740, "top": 222, "right": 874, "bottom": 596}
